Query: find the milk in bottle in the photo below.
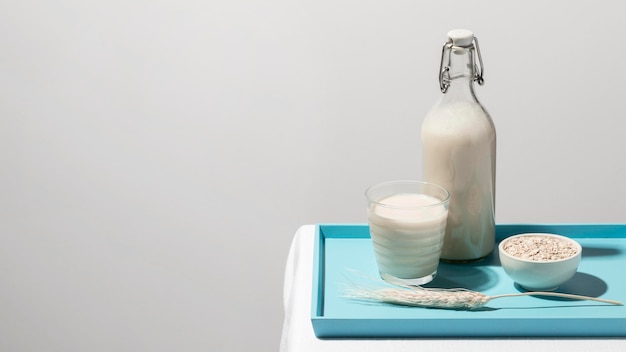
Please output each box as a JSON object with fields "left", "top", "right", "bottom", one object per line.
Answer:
{"left": 421, "top": 29, "right": 496, "bottom": 261}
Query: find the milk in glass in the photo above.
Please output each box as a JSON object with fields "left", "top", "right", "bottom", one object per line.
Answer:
{"left": 368, "top": 193, "right": 449, "bottom": 279}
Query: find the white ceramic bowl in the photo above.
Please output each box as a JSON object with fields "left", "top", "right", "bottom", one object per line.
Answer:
{"left": 498, "top": 233, "right": 582, "bottom": 291}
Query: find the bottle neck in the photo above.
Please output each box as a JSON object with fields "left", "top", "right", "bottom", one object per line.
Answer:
{"left": 441, "top": 47, "right": 479, "bottom": 103}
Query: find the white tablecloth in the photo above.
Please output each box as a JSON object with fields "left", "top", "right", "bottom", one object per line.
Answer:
{"left": 280, "top": 225, "right": 626, "bottom": 352}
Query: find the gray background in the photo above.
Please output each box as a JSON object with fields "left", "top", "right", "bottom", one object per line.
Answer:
{"left": 2, "top": 1, "right": 625, "bottom": 351}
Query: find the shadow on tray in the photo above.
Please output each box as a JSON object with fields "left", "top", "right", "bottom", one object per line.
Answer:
{"left": 423, "top": 247, "right": 610, "bottom": 300}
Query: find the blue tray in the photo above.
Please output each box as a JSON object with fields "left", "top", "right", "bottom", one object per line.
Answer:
{"left": 311, "top": 224, "right": 626, "bottom": 337}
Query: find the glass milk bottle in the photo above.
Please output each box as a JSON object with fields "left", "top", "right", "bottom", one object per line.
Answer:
{"left": 421, "top": 29, "right": 496, "bottom": 261}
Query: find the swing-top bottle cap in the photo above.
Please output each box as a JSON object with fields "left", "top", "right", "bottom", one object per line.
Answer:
{"left": 439, "top": 29, "right": 485, "bottom": 92}
{"left": 447, "top": 29, "right": 474, "bottom": 47}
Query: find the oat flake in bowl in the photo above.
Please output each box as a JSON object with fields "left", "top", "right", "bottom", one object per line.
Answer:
{"left": 502, "top": 234, "right": 580, "bottom": 261}
{"left": 498, "top": 233, "right": 582, "bottom": 291}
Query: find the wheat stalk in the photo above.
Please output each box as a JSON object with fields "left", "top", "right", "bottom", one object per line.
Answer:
{"left": 343, "top": 273, "right": 623, "bottom": 310}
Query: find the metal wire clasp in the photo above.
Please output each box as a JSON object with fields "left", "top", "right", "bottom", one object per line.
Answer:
{"left": 439, "top": 36, "right": 485, "bottom": 93}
